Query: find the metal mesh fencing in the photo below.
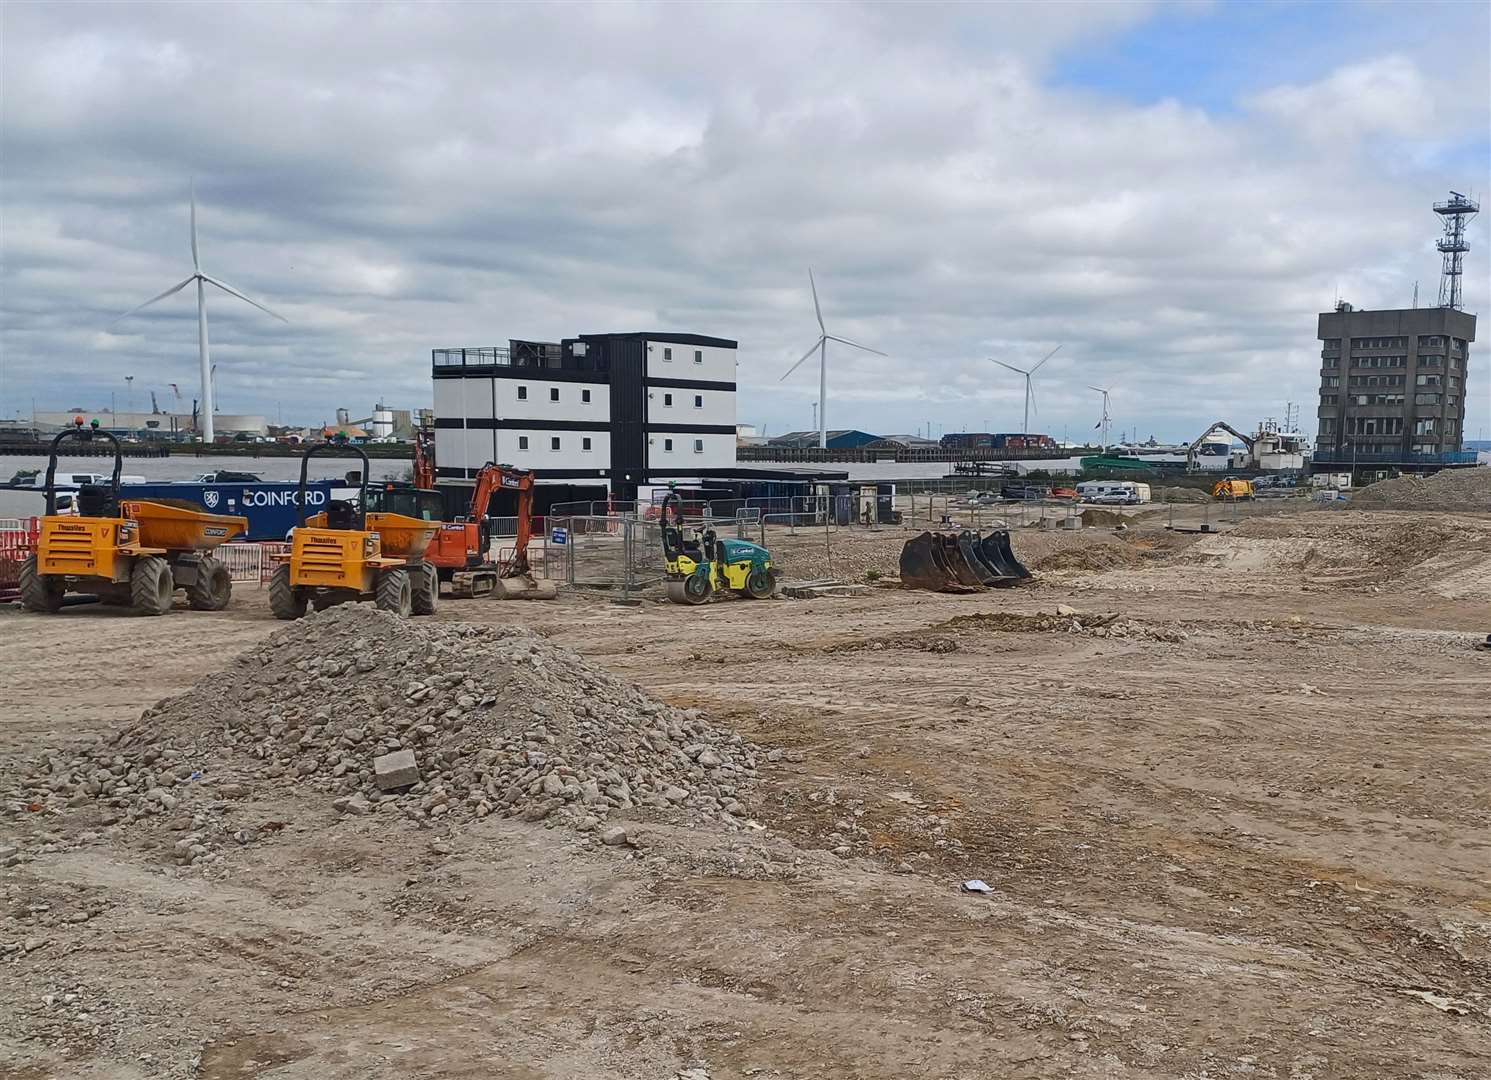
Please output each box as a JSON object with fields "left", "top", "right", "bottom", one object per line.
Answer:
{"left": 549, "top": 515, "right": 666, "bottom": 597}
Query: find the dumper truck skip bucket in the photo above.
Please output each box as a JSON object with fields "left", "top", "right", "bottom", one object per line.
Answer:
{"left": 364, "top": 512, "right": 438, "bottom": 562}
{"left": 120, "top": 500, "right": 247, "bottom": 552}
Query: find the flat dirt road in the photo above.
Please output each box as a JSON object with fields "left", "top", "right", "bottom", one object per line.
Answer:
{"left": 2, "top": 509, "right": 1489, "bottom": 1079}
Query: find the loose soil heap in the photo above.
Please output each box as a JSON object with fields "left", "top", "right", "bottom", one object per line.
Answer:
{"left": 6, "top": 606, "right": 765, "bottom": 863}
{"left": 1350, "top": 465, "right": 1491, "bottom": 512}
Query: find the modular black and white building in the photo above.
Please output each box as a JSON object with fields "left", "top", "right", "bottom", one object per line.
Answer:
{"left": 431, "top": 332, "right": 739, "bottom": 502}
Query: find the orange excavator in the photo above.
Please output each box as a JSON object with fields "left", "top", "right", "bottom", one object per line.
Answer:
{"left": 424, "top": 462, "right": 557, "bottom": 600}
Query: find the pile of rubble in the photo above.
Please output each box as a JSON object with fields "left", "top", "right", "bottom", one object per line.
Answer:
{"left": 941, "top": 608, "right": 1189, "bottom": 643}
{"left": 5, "top": 607, "right": 767, "bottom": 860}
{"left": 1351, "top": 466, "right": 1491, "bottom": 512}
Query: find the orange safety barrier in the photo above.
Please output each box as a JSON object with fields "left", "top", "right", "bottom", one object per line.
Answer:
{"left": 0, "top": 517, "right": 40, "bottom": 601}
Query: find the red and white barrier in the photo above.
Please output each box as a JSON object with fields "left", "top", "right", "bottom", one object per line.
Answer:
{"left": 0, "top": 517, "right": 40, "bottom": 601}
{"left": 218, "top": 542, "right": 292, "bottom": 585}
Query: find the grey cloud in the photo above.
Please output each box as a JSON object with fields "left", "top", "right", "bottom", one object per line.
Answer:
{"left": 1, "top": 1, "right": 1487, "bottom": 442}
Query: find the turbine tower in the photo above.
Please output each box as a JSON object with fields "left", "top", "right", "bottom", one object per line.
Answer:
{"left": 780, "top": 269, "right": 885, "bottom": 449}
{"left": 110, "top": 183, "right": 288, "bottom": 443}
{"left": 1089, "top": 385, "right": 1113, "bottom": 451}
{"left": 990, "top": 344, "right": 1062, "bottom": 434}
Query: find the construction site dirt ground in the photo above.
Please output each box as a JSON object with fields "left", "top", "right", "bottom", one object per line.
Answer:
{"left": 3, "top": 509, "right": 1490, "bottom": 1079}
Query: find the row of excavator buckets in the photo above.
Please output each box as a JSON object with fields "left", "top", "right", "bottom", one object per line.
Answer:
{"left": 899, "top": 530, "right": 1031, "bottom": 592}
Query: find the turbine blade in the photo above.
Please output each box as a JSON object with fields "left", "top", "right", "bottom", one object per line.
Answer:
{"left": 991, "top": 359, "right": 1027, "bottom": 375}
{"left": 809, "top": 268, "right": 824, "bottom": 333}
{"left": 1087, "top": 385, "right": 1108, "bottom": 394}
{"left": 201, "top": 275, "right": 289, "bottom": 322}
{"left": 1028, "top": 381, "right": 1039, "bottom": 417}
{"left": 109, "top": 275, "right": 197, "bottom": 325}
{"left": 190, "top": 180, "right": 200, "bottom": 271}
{"left": 1030, "top": 343, "right": 1062, "bottom": 373}
{"left": 780, "top": 337, "right": 825, "bottom": 381}
{"left": 825, "top": 334, "right": 886, "bottom": 356}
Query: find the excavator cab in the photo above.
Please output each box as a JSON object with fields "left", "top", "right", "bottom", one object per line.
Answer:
{"left": 269, "top": 444, "right": 439, "bottom": 620}
{"left": 660, "top": 491, "right": 777, "bottom": 605}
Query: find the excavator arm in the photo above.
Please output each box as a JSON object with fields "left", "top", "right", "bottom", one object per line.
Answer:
{"left": 1186, "top": 421, "right": 1256, "bottom": 471}
{"left": 466, "top": 463, "right": 535, "bottom": 577}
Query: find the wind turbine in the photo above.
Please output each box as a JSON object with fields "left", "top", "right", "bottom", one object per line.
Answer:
{"left": 990, "top": 344, "right": 1062, "bottom": 434}
{"left": 779, "top": 269, "right": 885, "bottom": 449}
{"left": 1088, "top": 385, "right": 1113, "bottom": 451}
{"left": 110, "top": 183, "right": 288, "bottom": 443}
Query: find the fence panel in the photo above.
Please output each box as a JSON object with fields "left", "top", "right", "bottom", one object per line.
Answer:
{"left": 549, "top": 515, "right": 665, "bottom": 596}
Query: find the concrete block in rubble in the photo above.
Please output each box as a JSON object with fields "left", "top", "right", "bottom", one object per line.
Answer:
{"left": 374, "top": 749, "right": 420, "bottom": 792}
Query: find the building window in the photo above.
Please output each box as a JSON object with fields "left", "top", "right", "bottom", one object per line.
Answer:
{"left": 1415, "top": 393, "right": 1441, "bottom": 406}
{"left": 693, "top": 394, "right": 703, "bottom": 408}
{"left": 1420, "top": 355, "right": 1443, "bottom": 367}
{"left": 1418, "top": 335, "right": 1444, "bottom": 348}
{"left": 1323, "top": 338, "right": 1341, "bottom": 350}
{"left": 663, "top": 347, "right": 673, "bottom": 360}
{"left": 1415, "top": 374, "right": 1440, "bottom": 387}
{"left": 1319, "top": 418, "right": 1336, "bottom": 434}
{"left": 1323, "top": 355, "right": 1339, "bottom": 368}
{"left": 664, "top": 438, "right": 673, "bottom": 452}
{"left": 582, "top": 389, "right": 591, "bottom": 403}
{"left": 517, "top": 385, "right": 528, "bottom": 400}
{"left": 518, "top": 436, "right": 529, "bottom": 450}
{"left": 582, "top": 437, "right": 592, "bottom": 452}
{"left": 1321, "top": 394, "right": 1337, "bottom": 405}
{"left": 1414, "top": 418, "right": 1437, "bottom": 436}
{"left": 550, "top": 387, "right": 560, "bottom": 402}
{"left": 664, "top": 393, "right": 673, "bottom": 407}
{"left": 694, "top": 349, "right": 703, "bottom": 363}
{"left": 1322, "top": 376, "right": 1339, "bottom": 388}
{"left": 693, "top": 439, "right": 704, "bottom": 453}
{"left": 551, "top": 437, "right": 561, "bottom": 451}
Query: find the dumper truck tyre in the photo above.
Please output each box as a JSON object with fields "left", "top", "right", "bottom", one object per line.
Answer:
{"left": 410, "top": 561, "right": 438, "bottom": 616}
{"left": 742, "top": 567, "right": 774, "bottom": 599}
{"left": 269, "top": 564, "right": 307, "bottom": 621}
{"left": 376, "top": 568, "right": 412, "bottom": 616}
{"left": 18, "top": 556, "right": 64, "bottom": 614}
{"left": 186, "top": 556, "right": 233, "bottom": 611}
{"left": 130, "top": 556, "right": 175, "bottom": 616}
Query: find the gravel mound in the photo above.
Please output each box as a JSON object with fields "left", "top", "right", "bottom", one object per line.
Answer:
{"left": 1351, "top": 466, "right": 1491, "bottom": 512}
{"left": 1156, "top": 485, "right": 1212, "bottom": 504}
{"left": 7, "top": 607, "right": 766, "bottom": 862}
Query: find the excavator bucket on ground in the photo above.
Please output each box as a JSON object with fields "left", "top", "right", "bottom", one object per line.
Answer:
{"left": 492, "top": 574, "right": 559, "bottom": 600}
{"left": 975, "top": 530, "right": 1031, "bottom": 583}
{"left": 899, "top": 529, "right": 1030, "bottom": 592}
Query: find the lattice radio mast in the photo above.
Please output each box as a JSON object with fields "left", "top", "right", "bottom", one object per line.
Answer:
{"left": 1434, "top": 191, "right": 1478, "bottom": 310}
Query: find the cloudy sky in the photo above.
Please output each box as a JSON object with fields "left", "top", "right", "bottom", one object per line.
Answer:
{"left": 2, "top": 0, "right": 1488, "bottom": 442}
